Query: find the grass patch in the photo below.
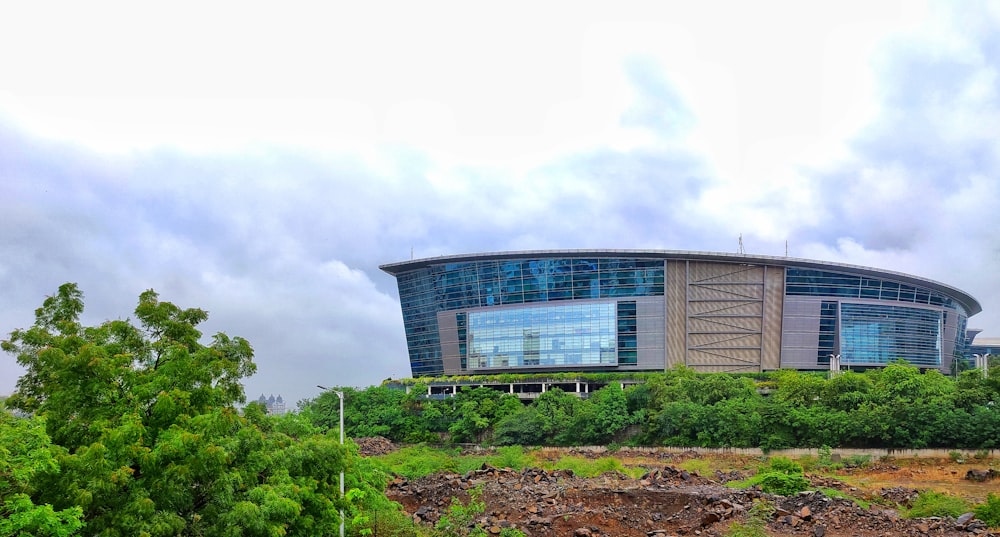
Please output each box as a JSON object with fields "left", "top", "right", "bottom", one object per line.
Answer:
{"left": 375, "top": 445, "right": 491, "bottom": 479}
{"left": 678, "top": 458, "right": 712, "bottom": 476}
{"left": 905, "top": 491, "right": 970, "bottom": 519}
{"left": 817, "top": 487, "right": 870, "bottom": 509}
{"left": 375, "top": 446, "right": 651, "bottom": 480}
{"left": 490, "top": 445, "right": 531, "bottom": 470}
{"left": 975, "top": 493, "right": 1000, "bottom": 528}
{"left": 544, "top": 455, "right": 645, "bottom": 478}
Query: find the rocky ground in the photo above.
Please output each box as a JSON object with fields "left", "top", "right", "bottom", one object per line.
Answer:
{"left": 376, "top": 444, "right": 1000, "bottom": 537}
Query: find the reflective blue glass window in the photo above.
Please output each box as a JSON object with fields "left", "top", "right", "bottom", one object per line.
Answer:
{"left": 817, "top": 301, "right": 837, "bottom": 364}
{"left": 786, "top": 269, "right": 963, "bottom": 315}
{"left": 457, "top": 312, "right": 468, "bottom": 369}
{"left": 397, "top": 268, "right": 444, "bottom": 376}
{"left": 880, "top": 281, "right": 899, "bottom": 301}
{"left": 860, "top": 278, "right": 881, "bottom": 299}
{"left": 840, "top": 303, "right": 942, "bottom": 367}
{"left": 616, "top": 301, "right": 637, "bottom": 365}
{"left": 467, "top": 303, "right": 617, "bottom": 369}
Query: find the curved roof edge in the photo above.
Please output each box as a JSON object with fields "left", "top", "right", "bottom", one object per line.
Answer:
{"left": 379, "top": 249, "right": 982, "bottom": 316}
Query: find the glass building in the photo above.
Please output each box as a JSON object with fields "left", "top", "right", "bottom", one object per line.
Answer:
{"left": 380, "top": 250, "right": 981, "bottom": 377}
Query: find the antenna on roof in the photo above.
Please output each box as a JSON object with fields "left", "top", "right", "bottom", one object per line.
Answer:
{"left": 785, "top": 240, "right": 788, "bottom": 257}
{"left": 410, "top": 246, "right": 414, "bottom": 260}
{"left": 738, "top": 234, "right": 745, "bottom": 255}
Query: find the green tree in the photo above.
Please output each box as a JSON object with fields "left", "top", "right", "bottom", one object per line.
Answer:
{"left": 494, "top": 388, "right": 581, "bottom": 446}
{"left": 952, "top": 370, "right": 992, "bottom": 410}
{"left": 771, "top": 370, "right": 826, "bottom": 407}
{"left": 446, "top": 387, "right": 521, "bottom": 444}
{"left": 866, "top": 362, "right": 954, "bottom": 406}
{"left": 2, "top": 283, "right": 356, "bottom": 536}
{"left": 820, "top": 371, "right": 873, "bottom": 411}
{"left": 532, "top": 388, "right": 582, "bottom": 445}
{"left": 494, "top": 406, "right": 546, "bottom": 446}
{"left": 567, "top": 385, "right": 632, "bottom": 445}
{"left": 682, "top": 374, "right": 756, "bottom": 406}
{"left": 318, "top": 386, "right": 411, "bottom": 441}
{"left": 0, "top": 413, "right": 84, "bottom": 536}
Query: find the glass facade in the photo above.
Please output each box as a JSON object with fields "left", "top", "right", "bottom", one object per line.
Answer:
{"left": 617, "top": 301, "right": 638, "bottom": 365}
{"left": 466, "top": 303, "right": 617, "bottom": 369}
{"left": 786, "top": 269, "right": 966, "bottom": 315}
{"left": 394, "top": 257, "right": 665, "bottom": 376}
{"left": 785, "top": 268, "right": 969, "bottom": 370}
{"left": 388, "top": 253, "right": 977, "bottom": 377}
{"left": 817, "top": 300, "right": 837, "bottom": 364}
{"left": 397, "top": 269, "right": 442, "bottom": 376}
{"left": 839, "top": 303, "right": 943, "bottom": 367}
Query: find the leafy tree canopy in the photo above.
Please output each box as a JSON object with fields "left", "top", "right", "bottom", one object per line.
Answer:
{"left": 2, "top": 283, "right": 357, "bottom": 536}
{"left": 0, "top": 413, "right": 84, "bottom": 536}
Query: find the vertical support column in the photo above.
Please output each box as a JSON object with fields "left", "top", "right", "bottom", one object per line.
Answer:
{"left": 975, "top": 354, "right": 990, "bottom": 378}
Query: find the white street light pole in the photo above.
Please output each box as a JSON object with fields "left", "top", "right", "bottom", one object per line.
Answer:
{"left": 335, "top": 390, "right": 344, "bottom": 537}
{"left": 318, "top": 386, "right": 346, "bottom": 537}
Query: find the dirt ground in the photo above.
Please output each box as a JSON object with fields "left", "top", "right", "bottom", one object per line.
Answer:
{"left": 383, "top": 446, "right": 1000, "bottom": 537}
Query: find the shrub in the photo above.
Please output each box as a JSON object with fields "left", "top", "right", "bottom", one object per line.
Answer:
{"left": 726, "top": 500, "right": 774, "bottom": 537}
{"left": 492, "top": 446, "right": 529, "bottom": 470}
{"left": 765, "top": 456, "right": 804, "bottom": 475}
{"left": 818, "top": 445, "right": 833, "bottom": 465}
{"left": 845, "top": 454, "right": 872, "bottom": 468}
{"left": 974, "top": 493, "right": 1000, "bottom": 528}
{"left": 752, "top": 472, "right": 811, "bottom": 496}
{"left": 729, "top": 456, "right": 810, "bottom": 496}
{"left": 797, "top": 454, "right": 818, "bottom": 472}
{"left": 754, "top": 456, "right": 809, "bottom": 495}
{"left": 435, "top": 487, "right": 486, "bottom": 537}
{"left": 906, "top": 491, "right": 969, "bottom": 519}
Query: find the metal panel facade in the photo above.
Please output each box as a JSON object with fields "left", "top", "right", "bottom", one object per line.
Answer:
{"left": 761, "top": 266, "right": 785, "bottom": 369}
{"left": 665, "top": 260, "right": 687, "bottom": 368}
{"left": 636, "top": 296, "right": 667, "bottom": 369}
{"left": 780, "top": 296, "right": 825, "bottom": 369}
{"left": 684, "top": 262, "right": 765, "bottom": 371}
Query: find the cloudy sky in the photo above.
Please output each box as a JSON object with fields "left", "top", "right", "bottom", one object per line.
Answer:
{"left": 2, "top": 1, "right": 999, "bottom": 405}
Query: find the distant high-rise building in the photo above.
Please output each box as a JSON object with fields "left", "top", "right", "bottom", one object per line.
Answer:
{"left": 256, "top": 393, "right": 287, "bottom": 415}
